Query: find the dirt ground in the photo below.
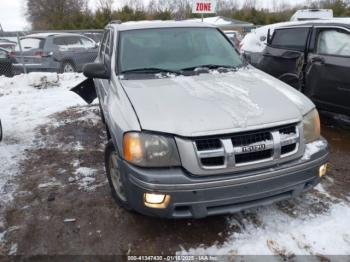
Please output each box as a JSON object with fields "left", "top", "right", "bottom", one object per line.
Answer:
{"left": 0, "top": 105, "right": 349, "bottom": 257}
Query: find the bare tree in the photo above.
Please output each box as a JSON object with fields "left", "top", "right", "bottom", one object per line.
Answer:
{"left": 26, "top": 0, "right": 89, "bottom": 30}
{"left": 242, "top": 0, "right": 257, "bottom": 9}
{"left": 97, "top": 0, "right": 114, "bottom": 11}
{"left": 217, "top": 0, "right": 239, "bottom": 16}
{"left": 123, "top": 0, "right": 144, "bottom": 10}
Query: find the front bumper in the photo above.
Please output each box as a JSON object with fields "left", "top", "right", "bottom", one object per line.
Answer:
{"left": 12, "top": 63, "right": 59, "bottom": 74}
{"left": 119, "top": 138, "right": 329, "bottom": 219}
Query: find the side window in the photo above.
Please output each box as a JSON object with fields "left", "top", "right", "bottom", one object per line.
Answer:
{"left": 53, "top": 37, "right": 66, "bottom": 46}
{"left": 105, "top": 30, "right": 113, "bottom": 56}
{"left": 271, "top": 27, "right": 309, "bottom": 51}
{"left": 64, "top": 36, "right": 82, "bottom": 48}
{"left": 80, "top": 37, "right": 95, "bottom": 49}
{"left": 317, "top": 29, "right": 350, "bottom": 57}
{"left": 99, "top": 31, "right": 109, "bottom": 59}
{"left": 103, "top": 31, "right": 111, "bottom": 56}
{"left": 0, "top": 49, "right": 7, "bottom": 59}
{"left": 53, "top": 36, "right": 82, "bottom": 49}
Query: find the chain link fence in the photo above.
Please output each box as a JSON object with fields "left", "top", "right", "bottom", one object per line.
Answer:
{"left": 0, "top": 30, "right": 103, "bottom": 77}
{"left": 0, "top": 57, "right": 14, "bottom": 77}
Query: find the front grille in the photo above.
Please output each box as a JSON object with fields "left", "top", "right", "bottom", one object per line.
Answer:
{"left": 194, "top": 123, "right": 300, "bottom": 170}
{"left": 279, "top": 124, "right": 296, "bottom": 135}
{"left": 201, "top": 156, "right": 225, "bottom": 166}
{"left": 235, "top": 149, "right": 273, "bottom": 164}
{"left": 231, "top": 131, "right": 271, "bottom": 147}
{"left": 281, "top": 144, "right": 297, "bottom": 155}
{"left": 196, "top": 139, "right": 221, "bottom": 151}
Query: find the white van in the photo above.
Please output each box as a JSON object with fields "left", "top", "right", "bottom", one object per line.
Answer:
{"left": 290, "top": 9, "right": 333, "bottom": 21}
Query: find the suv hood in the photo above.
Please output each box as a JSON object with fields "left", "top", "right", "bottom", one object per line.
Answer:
{"left": 121, "top": 67, "right": 314, "bottom": 137}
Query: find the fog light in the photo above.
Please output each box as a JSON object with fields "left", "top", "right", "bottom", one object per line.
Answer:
{"left": 144, "top": 193, "right": 170, "bottom": 209}
{"left": 319, "top": 164, "right": 328, "bottom": 178}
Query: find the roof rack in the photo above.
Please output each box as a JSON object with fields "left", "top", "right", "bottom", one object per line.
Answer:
{"left": 110, "top": 20, "right": 122, "bottom": 24}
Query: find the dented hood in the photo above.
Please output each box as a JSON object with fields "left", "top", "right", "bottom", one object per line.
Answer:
{"left": 121, "top": 67, "right": 315, "bottom": 137}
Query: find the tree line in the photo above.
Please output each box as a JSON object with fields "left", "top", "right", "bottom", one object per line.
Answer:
{"left": 26, "top": 0, "right": 350, "bottom": 30}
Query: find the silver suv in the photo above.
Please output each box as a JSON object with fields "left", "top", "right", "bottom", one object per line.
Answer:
{"left": 13, "top": 33, "right": 98, "bottom": 73}
{"left": 78, "top": 21, "right": 329, "bottom": 218}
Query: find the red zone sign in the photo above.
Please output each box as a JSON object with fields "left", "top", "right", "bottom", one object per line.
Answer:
{"left": 192, "top": 0, "right": 217, "bottom": 14}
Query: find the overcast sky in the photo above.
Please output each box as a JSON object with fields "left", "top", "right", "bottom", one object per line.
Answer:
{"left": 1, "top": 0, "right": 307, "bottom": 31}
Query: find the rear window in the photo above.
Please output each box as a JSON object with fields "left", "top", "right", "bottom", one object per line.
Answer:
{"left": 271, "top": 28, "right": 309, "bottom": 51}
{"left": 18, "top": 38, "right": 44, "bottom": 51}
{"left": 0, "top": 49, "right": 7, "bottom": 59}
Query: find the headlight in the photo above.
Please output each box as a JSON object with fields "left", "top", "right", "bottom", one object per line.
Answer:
{"left": 303, "top": 109, "right": 320, "bottom": 143}
{"left": 123, "top": 132, "right": 181, "bottom": 167}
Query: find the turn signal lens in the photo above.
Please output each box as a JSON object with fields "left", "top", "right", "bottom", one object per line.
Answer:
{"left": 319, "top": 164, "right": 328, "bottom": 178}
{"left": 123, "top": 133, "right": 143, "bottom": 163}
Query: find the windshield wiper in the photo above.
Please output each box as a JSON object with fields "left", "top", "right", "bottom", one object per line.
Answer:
{"left": 121, "top": 67, "right": 182, "bottom": 75}
{"left": 180, "top": 64, "right": 238, "bottom": 71}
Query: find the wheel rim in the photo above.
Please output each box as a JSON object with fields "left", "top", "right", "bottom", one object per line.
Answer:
{"left": 63, "top": 63, "right": 74, "bottom": 73}
{"left": 109, "top": 152, "right": 127, "bottom": 201}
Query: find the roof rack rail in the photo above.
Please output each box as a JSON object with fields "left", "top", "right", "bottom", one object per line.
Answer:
{"left": 110, "top": 20, "right": 122, "bottom": 24}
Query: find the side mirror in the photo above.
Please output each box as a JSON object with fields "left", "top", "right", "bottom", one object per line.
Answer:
{"left": 83, "top": 63, "right": 109, "bottom": 79}
{"left": 260, "top": 36, "right": 267, "bottom": 42}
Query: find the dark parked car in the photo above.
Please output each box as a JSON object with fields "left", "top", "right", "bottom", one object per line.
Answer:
{"left": 12, "top": 33, "right": 99, "bottom": 73}
{"left": 0, "top": 47, "right": 14, "bottom": 77}
{"left": 245, "top": 20, "right": 350, "bottom": 116}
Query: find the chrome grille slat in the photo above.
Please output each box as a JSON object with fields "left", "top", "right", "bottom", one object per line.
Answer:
{"left": 190, "top": 123, "right": 301, "bottom": 172}
{"left": 197, "top": 148, "right": 225, "bottom": 158}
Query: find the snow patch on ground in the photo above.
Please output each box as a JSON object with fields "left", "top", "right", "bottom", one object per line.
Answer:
{"left": 8, "top": 243, "right": 17, "bottom": 255}
{"left": 38, "top": 178, "right": 62, "bottom": 189}
{"left": 27, "top": 73, "right": 60, "bottom": 89}
{"left": 72, "top": 166, "right": 97, "bottom": 192}
{"left": 0, "top": 73, "right": 86, "bottom": 245}
{"left": 179, "top": 202, "right": 350, "bottom": 256}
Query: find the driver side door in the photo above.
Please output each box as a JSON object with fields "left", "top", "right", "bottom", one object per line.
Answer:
{"left": 305, "top": 27, "right": 350, "bottom": 115}
{"left": 257, "top": 27, "right": 311, "bottom": 90}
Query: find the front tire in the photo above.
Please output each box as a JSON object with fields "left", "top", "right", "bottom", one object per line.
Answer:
{"left": 105, "top": 140, "right": 131, "bottom": 210}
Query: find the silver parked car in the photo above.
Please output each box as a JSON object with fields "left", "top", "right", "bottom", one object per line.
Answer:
{"left": 76, "top": 21, "right": 329, "bottom": 218}
{"left": 12, "top": 33, "right": 98, "bottom": 73}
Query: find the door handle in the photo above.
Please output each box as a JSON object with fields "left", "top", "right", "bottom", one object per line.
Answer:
{"left": 311, "top": 56, "right": 325, "bottom": 64}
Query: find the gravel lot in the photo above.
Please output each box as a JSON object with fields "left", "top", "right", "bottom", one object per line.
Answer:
{"left": 0, "top": 74, "right": 349, "bottom": 259}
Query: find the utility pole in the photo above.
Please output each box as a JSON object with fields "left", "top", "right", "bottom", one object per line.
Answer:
{"left": 0, "top": 23, "right": 3, "bottom": 33}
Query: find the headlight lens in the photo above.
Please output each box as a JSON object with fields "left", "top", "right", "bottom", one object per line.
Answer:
{"left": 303, "top": 109, "right": 321, "bottom": 143}
{"left": 123, "top": 132, "right": 181, "bottom": 167}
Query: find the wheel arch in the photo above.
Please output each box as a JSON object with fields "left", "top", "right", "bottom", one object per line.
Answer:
{"left": 60, "top": 58, "right": 77, "bottom": 71}
{"left": 105, "top": 121, "right": 123, "bottom": 158}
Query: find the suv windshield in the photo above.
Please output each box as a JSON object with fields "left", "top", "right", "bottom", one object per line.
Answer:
{"left": 119, "top": 27, "right": 243, "bottom": 73}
